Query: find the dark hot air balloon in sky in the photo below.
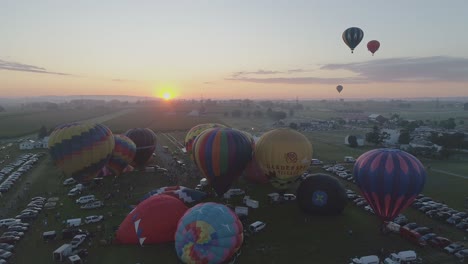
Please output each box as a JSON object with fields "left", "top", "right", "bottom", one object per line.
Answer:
{"left": 124, "top": 128, "right": 157, "bottom": 168}
{"left": 48, "top": 122, "right": 114, "bottom": 183}
{"left": 342, "top": 27, "right": 364, "bottom": 53}
{"left": 353, "top": 149, "right": 426, "bottom": 221}
{"left": 336, "top": 85, "right": 343, "bottom": 93}
{"left": 367, "top": 40, "right": 380, "bottom": 55}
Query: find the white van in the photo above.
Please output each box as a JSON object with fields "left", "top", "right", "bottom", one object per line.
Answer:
{"left": 384, "top": 250, "right": 417, "bottom": 264}
{"left": 65, "top": 218, "right": 82, "bottom": 227}
{"left": 349, "top": 255, "right": 380, "bottom": 264}
{"left": 53, "top": 244, "right": 73, "bottom": 262}
{"left": 75, "top": 195, "right": 95, "bottom": 204}
{"left": 249, "top": 221, "right": 266, "bottom": 233}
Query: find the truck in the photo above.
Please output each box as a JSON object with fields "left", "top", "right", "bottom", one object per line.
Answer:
{"left": 383, "top": 250, "right": 421, "bottom": 264}
{"left": 243, "top": 196, "right": 259, "bottom": 208}
{"left": 65, "top": 218, "right": 82, "bottom": 227}
{"left": 53, "top": 244, "right": 73, "bottom": 262}
{"left": 235, "top": 206, "right": 249, "bottom": 217}
{"left": 349, "top": 255, "right": 380, "bottom": 264}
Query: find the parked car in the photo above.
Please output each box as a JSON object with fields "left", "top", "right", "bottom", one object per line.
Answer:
{"left": 3, "top": 231, "right": 24, "bottom": 238}
{"left": 84, "top": 215, "right": 103, "bottom": 224}
{"left": 444, "top": 242, "right": 465, "bottom": 254}
{"left": 62, "top": 229, "right": 89, "bottom": 240}
{"left": 0, "top": 236, "right": 20, "bottom": 244}
{"left": 0, "top": 219, "right": 21, "bottom": 228}
{"left": 63, "top": 178, "right": 77, "bottom": 186}
{"left": 419, "top": 233, "right": 437, "bottom": 242}
{"left": 413, "top": 227, "right": 433, "bottom": 236}
{"left": 68, "top": 188, "right": 82, "bottom": 197}
{"left": 393, "top": 215, "right": 408, "bottom": 225}
{"left": 0, "top": 244, "right": 13, "bottom": 252}
{"left": 282, "top": 194, "right": 296, "bottom": 201}
{"left": 456, "top": 222, "right": 468, "bottom": 230}
{"left": 446, "top": 216, "right": 462, "bottom": 225}
{"left": 71, "top": 234, "right": 87, "bottom": 249}
{"left": 454, "top": 249, "right": 468, "bottom": 261}
{"left": 0, "top": 249, "right": 12, "bottom": 260}
{"left": 7, "top": 225, "right": 27, "bottom": 232}
{"left": 80, "top": 201, "right": 104, "bottom": 209}
{"left": 402, "top": 223, "right": 418, "bottom": 230}
{"left": 428, "top": 237, "right": 452, "bottom": 249}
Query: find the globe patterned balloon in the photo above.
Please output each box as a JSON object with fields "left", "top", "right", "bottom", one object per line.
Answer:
{"left": 353, "top": 149, "right": 426, "bottom": 221}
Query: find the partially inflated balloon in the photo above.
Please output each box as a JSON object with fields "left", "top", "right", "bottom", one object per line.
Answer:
{"left": 175, "top": 202, "right": 243, "bottom": 264}
{"left": 336, "top": 85, "right": 343, "bottom": 93}
{"left": 255, "top": 128, "right": 312, "bottom": 189}
{"left": 115, "top": 194, "right": 188, "bottom": 245}
{"left": 297, "top": 174, "right": 347, "bottom": 215}
{"left": 48, "top": 123, "right": 114, "bottom": 183}
{"left": 353, "top": 149, "right": 426, "bottom": 221}
{"left": 342, "top": 27, "right": 364, "bottom": 53}
{"left": 125, "top": 128, "right": 157, "bottom": 168}
{"left": 193, "top": 128, "right": 253, "bottom": 196}
{"left": 185, "top": 123, "right": 226, "bottom": 158}
{"left": 107, "top": 135, "right": 136, "bottom": 176}
{"left": 367, "top": 40, "right": 380, "bottom": 55}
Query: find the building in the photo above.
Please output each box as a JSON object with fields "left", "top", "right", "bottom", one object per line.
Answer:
{"left": 19, "top": 140, "right": 35, "bottom": 150}
{"left": 368, "top": 114, "right": 388, "bottom": 123}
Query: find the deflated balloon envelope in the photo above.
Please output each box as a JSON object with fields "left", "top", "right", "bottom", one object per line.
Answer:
{"left": 115, "top": 194, "right": 188, "bottom": 245}
{"left": 296, "top": 174, "right": 347, "bottom": 215}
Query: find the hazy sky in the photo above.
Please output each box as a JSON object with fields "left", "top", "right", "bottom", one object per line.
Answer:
{"left": 1, "top": 1, "right": 468, "bottom": 99}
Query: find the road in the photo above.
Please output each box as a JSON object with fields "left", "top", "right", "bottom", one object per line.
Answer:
{"left": 431, "top": 168, "right": 468, "bottom": 180}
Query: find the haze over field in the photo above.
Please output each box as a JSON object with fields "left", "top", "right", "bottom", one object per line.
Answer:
{"left": 1, "top": 1, "right": 468, "bottom": 99}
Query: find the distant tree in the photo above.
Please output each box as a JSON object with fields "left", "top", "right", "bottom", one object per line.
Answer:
{"left": 231, "top": 109, "right": 242, "bottom": 117}
{"left": 348, "top": 135, "right": 358, "bottom": 148}
{"left": 246, "top": 111, "right": 251, "bottom": 117}
{"left": 336, "top": 118, "right": 346, "bottom": 125}
{"left": 38, "top": 126, "right": 48, "bottom": 139}
{"left": 439, "top": 118, "right": 456, "bottom": 130}
{"left": 366, "top": 126, "right": 390, "bottom": 146}
{"left": 459, "top": 120, "right": 465, "bottom": 125}
{"left": 305, "top": 106, "right": 310, "bottom": 111}
{"left": 224, "top": 111, "right": 229, "bottom": 117}
{"left": 267, "top": 108, "right": 273, "bottom": 117}
{"left": 398, "top": 130, "right": 411, "bottom": 144}
{"left": 0, "top": 105, "right": 4, "bottom": 112}
{"left": 253, "top": 110, "right": 263, "bottom": 118}
{"left": 464, "top": 103, "right": 468, "bottom": 111}
{"left": 289, "top": 109, "right": 294, "bottom": 117}
{"left": 289, "top": 122, "right": 298, "bottom": 130}
{"left": 270, "top": 111, "right": 287, "bottom": 121}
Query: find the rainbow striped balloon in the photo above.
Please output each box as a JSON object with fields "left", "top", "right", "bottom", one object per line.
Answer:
{"left": 192, "top": 128, "right": 252, "bottom": 196}
{"left": 353, "top": 149, "right": 426, "bottom": 221}
{"left": 175, "top": 202, "right": 243, "bottom": 264}
{"left": 107, "top": 135, "right": 136, "bottom": 176}
{"left": 48, "top": 123, "right": 114, "bottom": 183}
{"left": 185, "top": 123, "right": 226, "bottom": 158}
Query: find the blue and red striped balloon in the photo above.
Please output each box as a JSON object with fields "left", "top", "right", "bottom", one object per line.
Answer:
{"left": 353, "top": 149, "right": 426, "bottom": 221}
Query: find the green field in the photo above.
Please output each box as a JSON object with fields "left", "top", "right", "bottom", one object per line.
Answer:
{"left": 1, "top": 103, "right": 468, "bottom": 264}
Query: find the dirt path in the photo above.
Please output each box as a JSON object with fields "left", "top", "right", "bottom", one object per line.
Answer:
{"left": 431, "top": 168, "right": 468, "bottom": 180}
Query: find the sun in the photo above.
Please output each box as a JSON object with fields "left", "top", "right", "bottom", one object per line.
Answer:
{"left": 162, "top": 92, "right": 172, "bottom": 101}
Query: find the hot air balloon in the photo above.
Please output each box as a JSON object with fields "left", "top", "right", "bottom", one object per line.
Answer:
{"left": 255, "top": 128, "right": 312, "bottom": 189}
{"left": 192, "top": 128, "right": 253, "bottom": 196}
{"left": 115, "top": 194, "right": 188, "bottom": 245}
{"left": 296, "top": 174, "right": 347, "bottom": 215}
{"left": 336, "top": 85, "right": 343, "bottom": 93}
{"left": 124, "top": 128, "right": 157, "bottom": 168}
{"left": 175, "top": 202, "right": 243, "bottom": 264}
{"left": 243, "top": 155, "right": 268, "bottom": 184}
{"left": 367, "top": 40, "right": 380, "bottom": 55}
{"left": 48, "top": 123, "right": 114, "bottom": 183}
{"left": 106, "top": 135, "right": 136, "bottom": 176}
{"left": 141, "top": 186, "right": 207, "bottom": 204}
{"left": 353, "top": 149, "right": 426, "bottom": 221}
{"left": 342, "top": 27, "right": 364, "bottom": 53}
{"left": 185, "top": 123, "right": 226, "bottom": 158}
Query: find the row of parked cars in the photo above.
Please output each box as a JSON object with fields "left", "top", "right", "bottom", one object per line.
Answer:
{"left": 322, "top": 164, "right": 356, "bottom": 183}
{"left": 0, "top": 153, "right": 42, "bottom": 193}
{"left": 411, "top": 195, "right": 468, "bottom": 233}
{"left": 0, "top": 196, "right": 47, "bottom": 262}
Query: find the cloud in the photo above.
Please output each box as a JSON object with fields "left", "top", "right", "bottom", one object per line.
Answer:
{"left": 0, "top": 59, "right": 73, "bottom": 76}
{"left": 228, "top": 56, "right": 468, "bottom": 85}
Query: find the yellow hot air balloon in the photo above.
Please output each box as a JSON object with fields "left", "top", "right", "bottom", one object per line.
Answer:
{"left": 255, "top": 128, "right": 313, "bottom": 189}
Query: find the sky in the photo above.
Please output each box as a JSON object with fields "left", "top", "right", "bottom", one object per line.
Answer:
{"left": 1, "top": 0, "right": 468, "bottom": 100}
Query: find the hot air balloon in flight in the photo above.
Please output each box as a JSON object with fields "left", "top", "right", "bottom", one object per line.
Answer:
{"left": 48, "top": 123, "right": 114, "bottom": 183}
{"left": 342, "top": 27, "right": 364, "bottom": 53}
{"left": 353, "top": 149, "right": 426, "bottom": 221}
{"left": 115, "top": 194, "right": 188, "bottom": 245}
{"left": 255, "top": 128, "right": 312, "bottom": 189}
{"left": 185, "top": 123, "right": 226, "bottom": 158}
{"left": 336, "top": 85, "right": 343, "bottom": 93}
{"left": 367, "top": 40, "right": 380, "bottom": 55}
{"left": 192, "top": 128, "right": 252, "bottom": 196}
{"left": 106, "top": 135, "right": 136, "bottom": 176}
{"left": 175, "top": 202, "right": 243, "bottom": 264}
{"left": 296, "top": 174, "right": 347, "bottom": 215}
{"left": 124, "top": 128, "right": 157, "bottom": 168}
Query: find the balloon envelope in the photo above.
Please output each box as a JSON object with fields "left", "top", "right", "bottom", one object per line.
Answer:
{"left": 115, "top": 194, "right": 188, "bottom": 245}
{"left": 175, "top": 202, "right": 243, "bottom": 264}
{"left": 193, "top": 128, "right": 253, "bottom": 196}
{"left": 353, "top": 149, "right": 426, "bottom": 221}
{"left": 255, "top": 128, "right": 312, "bottom": 189}
{"left": 48, "top": 122, "right": 114, "bottom": 183}
{"left": 185, "top": 123, "right": 226, "bottom": 158}
{"left": 336, "top": 85, "right": 343, "bottom": 93}
{"left": 367, "top": 40, "right": 380, "bottom": 55}
{"left": 342, "top": 27, "right": 364, "bottom": 53}
{"left": 297, "top": 174, "right": 347, "bottom": 215}
{"left": 243, "top": 155, "right": 268, "bottom": 184}
{"left": 125, "top": 128, "right": 157, "bottom": 168}
{"left": 107, "top": 135, "right": 136, "bottom": 176}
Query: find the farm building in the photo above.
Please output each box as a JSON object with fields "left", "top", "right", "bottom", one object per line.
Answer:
{"left": 19, "top": 140, "right": 36, "bottom": 150}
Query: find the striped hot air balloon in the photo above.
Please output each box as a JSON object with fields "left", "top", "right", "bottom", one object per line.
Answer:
{"left": 48, "top": 122, "right": 114, "bottom": 183}
{"left": 192, "top": 128, "right": 252, "bottom": 196}
{"left": 342, "top": 27, "right": 364, "bottom": 53}
{"left": 106, "top": 134, "right": 136, "bottom": 176}
{"left": 185, "top": 123, "right": 226, "bottom": 158}
{"left": 353, "top": 149, "right": 426, "bottom": 221}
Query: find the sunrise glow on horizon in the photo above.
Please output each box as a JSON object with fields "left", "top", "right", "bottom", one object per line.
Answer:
{"left": 1, "top": 1, "right": 468, "bottom": 99}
